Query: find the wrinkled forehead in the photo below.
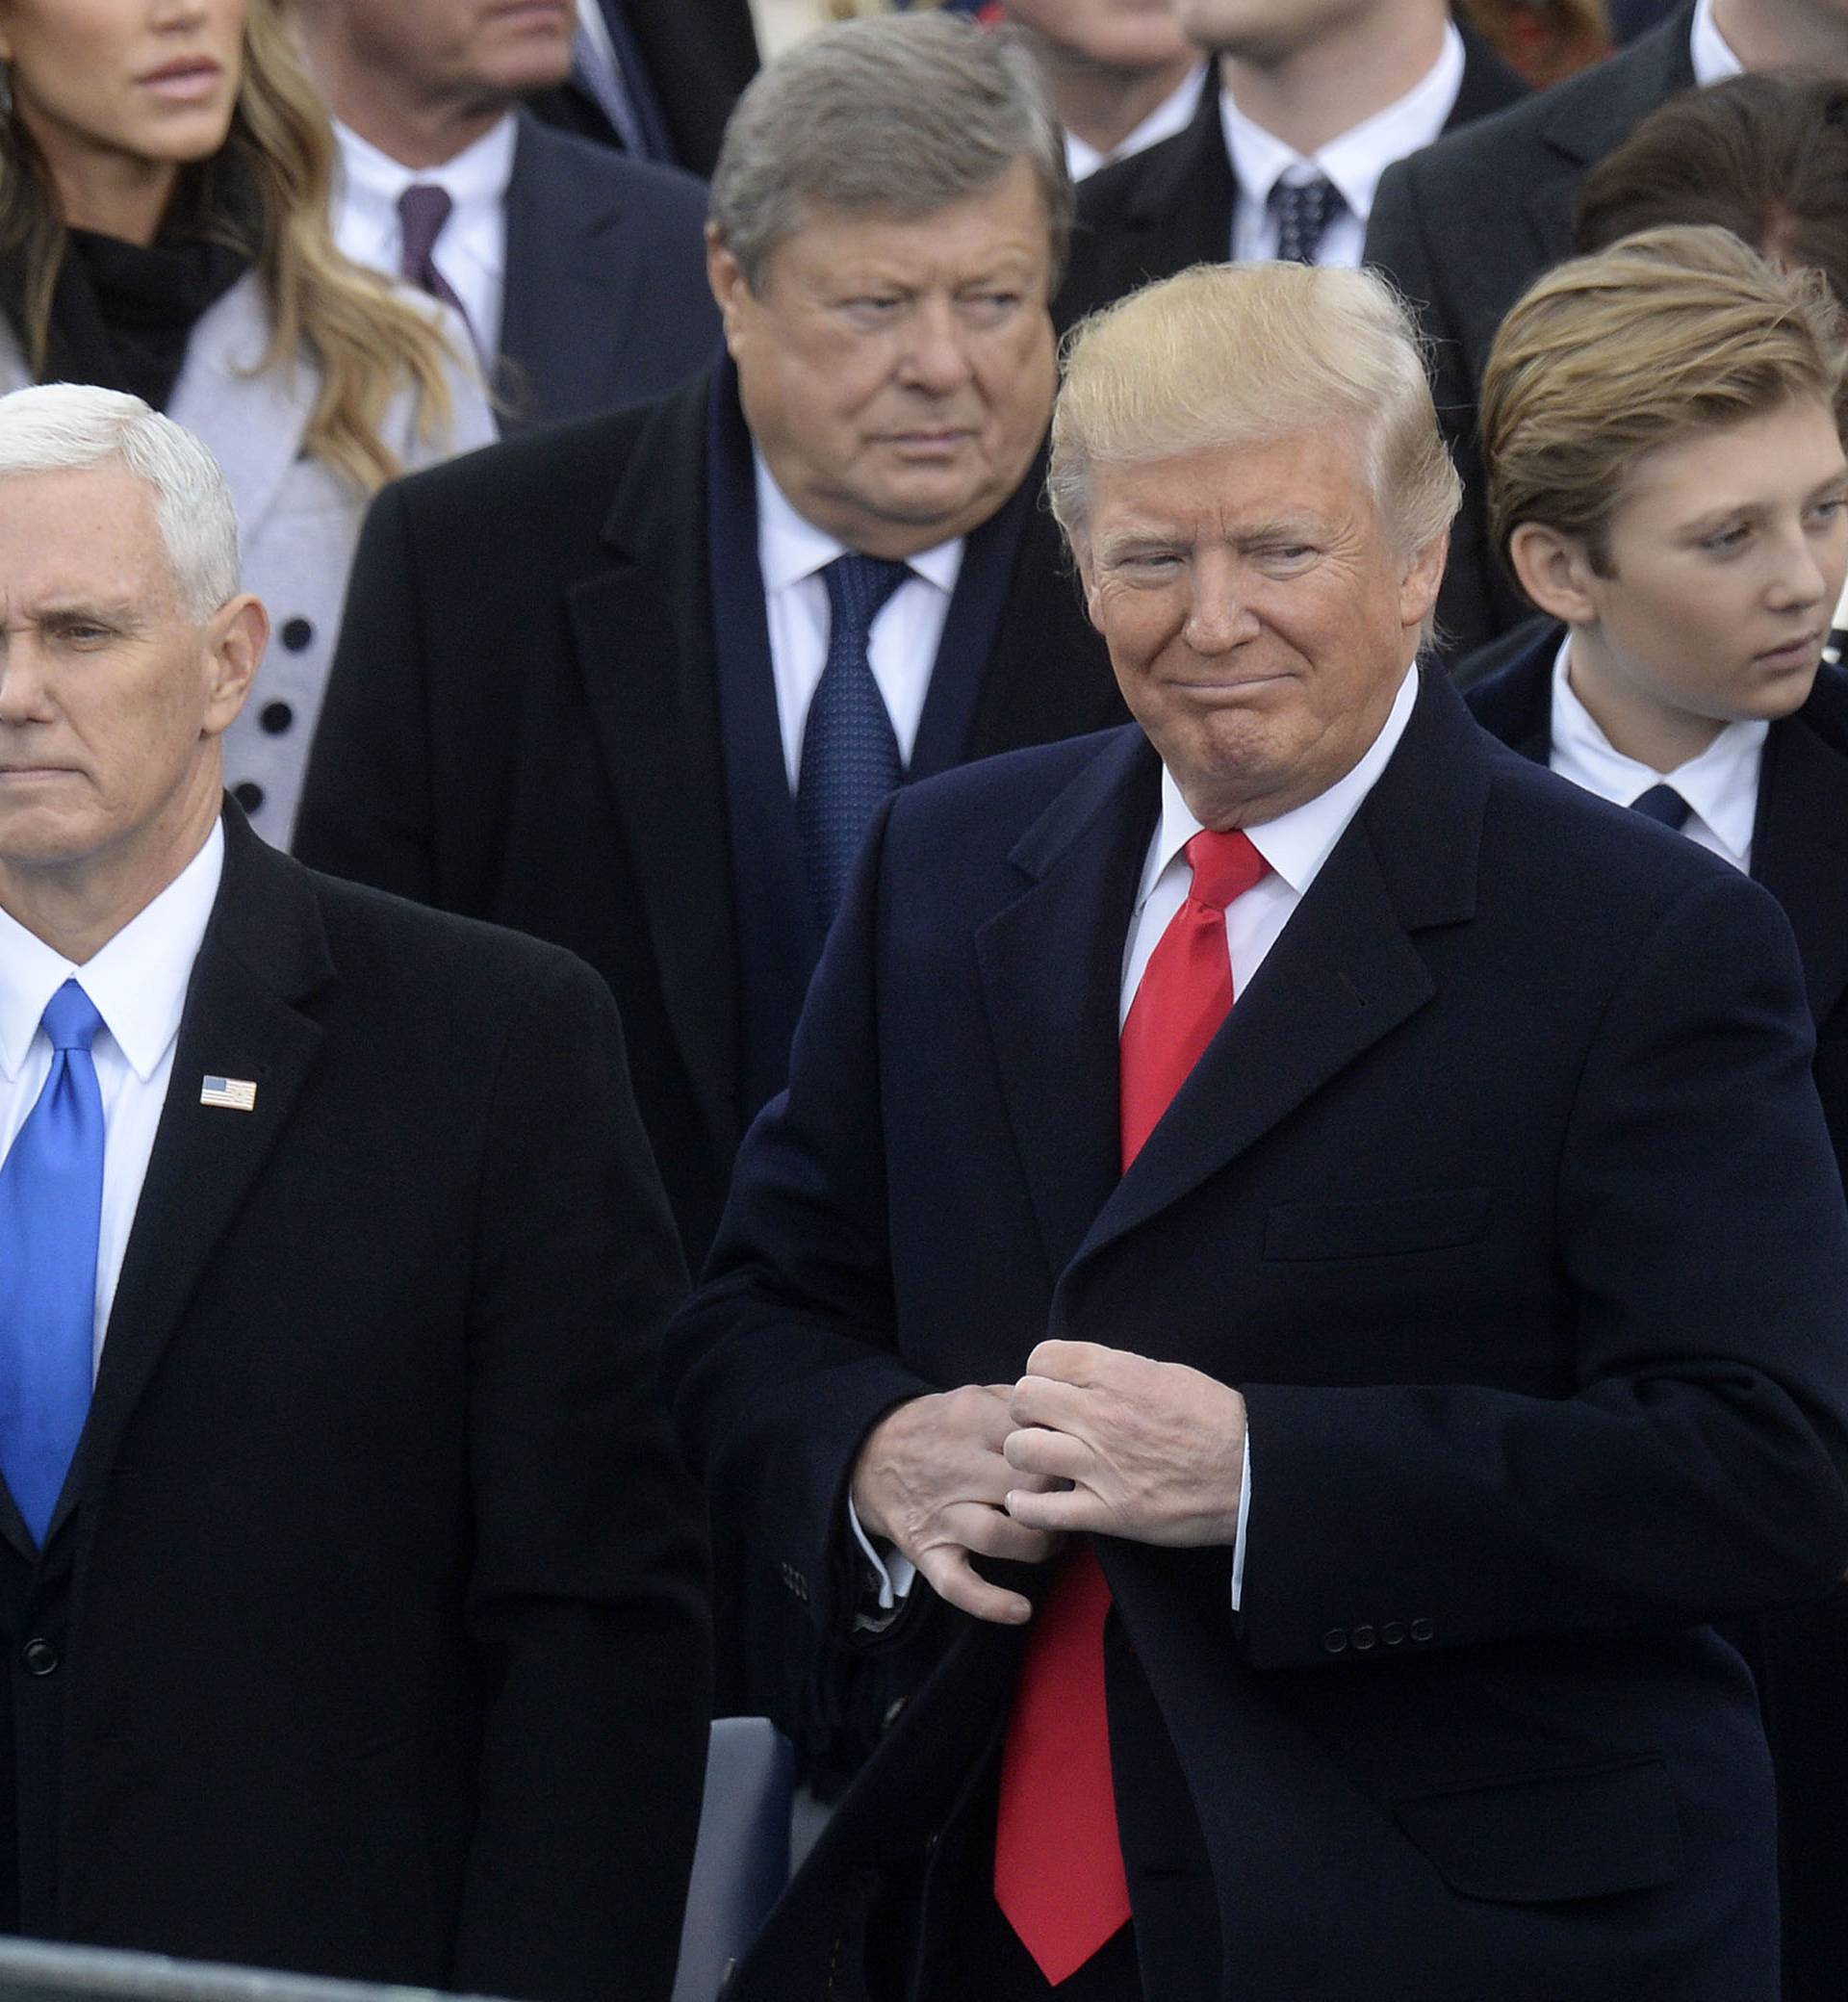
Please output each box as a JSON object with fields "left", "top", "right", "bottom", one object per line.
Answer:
{"left": 0, "top": 465, "right": 176, "bottom": 615}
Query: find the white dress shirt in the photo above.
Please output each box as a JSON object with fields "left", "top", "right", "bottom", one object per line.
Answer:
{"left": 0, "top": 825, "right": 224, "bottom": 1371}
{"left": 1065, "top": 63, "right": 1210, "bottom": 183}
{"left": 1550, "top": 637, "right": 1762, "bottom": 871}
{"left": 755, "top": 452, "right": 963, "bottom": 792}
{"left": 1690, "top": 0, "right": 1745, "bottom": 84}
{"left": 854, "top": 664, "right": 1423, "bottom": 1615}
{"left": 331, "top": 116, "right": 517, "bottom": 357}
{"left": 1222, "top": 23, "right": 1464, "bottom": 267}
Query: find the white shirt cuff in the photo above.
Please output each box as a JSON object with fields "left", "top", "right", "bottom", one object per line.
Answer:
{"left": 1230, "top": 1432, "right": 1251, "bottom": 1612}
{"left": 848, "top": 1497, "right": 917, "bottom": 1609}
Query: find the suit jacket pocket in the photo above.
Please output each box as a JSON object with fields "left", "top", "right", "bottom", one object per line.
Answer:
{"left": 1394, "top": 1756, "right": 1681, "bottom": 1903}
{"left": 1264, "top": 1188, "right": 1492, "bottom": 1262}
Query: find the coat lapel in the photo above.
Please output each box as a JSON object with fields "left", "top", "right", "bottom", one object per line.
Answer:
{"left": 1065, "top": 673, "right": 1488, "bottom": 1280}
{"left": 1753, "top": 706, "right": 1848, "bottom": 1028}
{"left": 975, "top": 730, "right": 1156, "bottom": 1280}
{"left": 498, "top": 114, "right": 646, "bottom": 433}
{"left": 167, "top": 276, "right": 308, "bottom": 544}
{"left": 58, "top": 813, "right": 332, "bottom": 1544}
{"left": 568, "top": 373, "right": 741, "bottom": 1154}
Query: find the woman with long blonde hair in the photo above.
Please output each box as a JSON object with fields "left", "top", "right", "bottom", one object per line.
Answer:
{"left": 0, "top": 0, "right": 494, "bottom": 846}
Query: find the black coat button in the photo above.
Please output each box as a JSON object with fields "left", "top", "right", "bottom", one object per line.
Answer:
{"left": 1351, "top": 1624, "right": 1377, "bottom": 1652}
{"left": 1321, "top": 1629, "right": 1348, "bottom": 1655}
{"left": 21, "top": 1639, "right": 57, "bottom": 1676}
{"left": 233, "top": 782, "right": 265, "bottom": 813}
{"left": 259, "top": 702, "right": 294, "bottom": 735}
{"left": 1410, "top": 1618, "right": 1434, "bottom": 1643}
{"left": 1381, "top": 1621, "right": 1405, "bottom": 1646}
{"left": 281, "top": 618, "right": 314, "bottom": 653}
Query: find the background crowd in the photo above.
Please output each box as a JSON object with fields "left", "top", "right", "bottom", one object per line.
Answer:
{"left": 1, "top": 0, "right": 1848, "bottom": 1998}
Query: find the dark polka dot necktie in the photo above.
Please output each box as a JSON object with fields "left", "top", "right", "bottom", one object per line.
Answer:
{"left": 1271, "top": 175, "right": 1346, "bottom": 265}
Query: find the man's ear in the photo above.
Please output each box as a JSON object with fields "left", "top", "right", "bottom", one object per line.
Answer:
{"left": 200, "top": 595, "right": 269, "bottom": 739}
{"left": 706, "top": 228, "right": 749, "bottom": 346}
{"left": 1399, "top": 530, "right": 1448, "bottom": 633}
{"left": 1508, "top": 522, "right": 1603, "bottom": 627}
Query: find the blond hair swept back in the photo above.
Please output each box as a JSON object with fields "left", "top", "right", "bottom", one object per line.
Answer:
{"left": 0, "top": 0, "right": 460, "bottom": 496}
{"left": 1481, "top": 224, "right": 1848, "bottom": 578}
{"left": 1047, "top": 260, "right": 1460, "bottom": 562}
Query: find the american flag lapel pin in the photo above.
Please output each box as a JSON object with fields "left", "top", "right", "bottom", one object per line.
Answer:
{"left": 200, "top": 1075, "right": 258, "bottom": 1112}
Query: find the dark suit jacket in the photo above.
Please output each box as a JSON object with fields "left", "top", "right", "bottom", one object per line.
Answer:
{"left": 663, "top": 672, "right": 1848, "bottom": 2001}
{"left": 0, "top": 809, "right": 710, "bottom": 2002}
{"left": 497, "top": 112, "right": 717, "bottom": 434}
{"left": 1054, "top": 31, "right": 1527, "bottom": 331}
{"left": 527, "top": 0, "right": 758, "bottom": 177}
{"left": 1364, "top": 6, "right": 1698, "bottom": 658}
{"left": 1465, "top": 624, "right": 1848, "bottom": 2002}
{"left": 295, "top": 365, "right": 1125, "bottom": 1272}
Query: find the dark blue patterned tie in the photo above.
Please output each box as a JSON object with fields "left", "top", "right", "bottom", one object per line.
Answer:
{"left": 798, "top": 553, "right": 911, "bottom": 928}
{"left": 0, "top": 981, "right": 104, "bottom": 1545}
{"left": 1271, "top": 177, "right": 1345, "bottom": 265}
{"left": 1630, "top": 783, "right": 1692, "bottom": 831}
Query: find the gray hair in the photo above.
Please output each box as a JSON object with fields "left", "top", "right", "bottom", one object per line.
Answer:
{"left": 708, "top": 13, "right": 1072, "bottom": 291}
{"left": 0, "top": 384, "right": 241, "bottom": 622}
{"left": 1050, "top": 263, "right": 1462, "bottom": 594}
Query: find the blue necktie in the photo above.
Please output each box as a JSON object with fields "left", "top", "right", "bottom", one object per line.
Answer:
{"left": 798, "top": 554, "right": 911, "bottom": 928}
{"left": 1630, "top": 783, "right": 1692, "bottom": 831}
{"left": 1271, "top": 176, "right": 1345, "bottom": 265}
{"left": 0, "top": 981, "right": 104, "bottom": 1545}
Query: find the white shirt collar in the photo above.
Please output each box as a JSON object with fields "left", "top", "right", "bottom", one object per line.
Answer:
{"left": 753, "top": 449, "right": 962, "bottom": 598}
{"left": 1219, "top": 22, "right": 1464, "bottom": 222}
{"left": 1139, "top": 661, "right": 1422, "bottom": 908}
{"left": 1690, "top": 0, "right": 1745, "bottom": 85}
{"left": 0, "top": 820, "right": 224, "bottom": 1085}
{"left": 1550, "top": 635, "right": 1763, "bottom": 867}
{"left": 333, "top": 113, "right": 519, "bottom": 221}
{"left": 1065, "top": 63, "right": 1209, "bottom": 182}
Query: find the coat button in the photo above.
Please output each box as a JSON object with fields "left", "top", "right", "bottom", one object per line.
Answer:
{"left": 233, "top": 781, "right": 264, "bottom": 814}
{"left": 1381, "top": 1622, "right": 1405, "bottom": 1646}
{"left": 259, "top": 701, "right": 294, "bottom": 735}
{"left": 21, "top": 1639, "right": 57, "bottom": 1676}
{"left": 280, "top": 617, "right": 314, "bottom": 653}
{"left": 1321, "top": 1629, "right": 1348, "bottom": 1655}
{"left": 1410, "top": 1618, "right": 1434, "bottom": 1643}
{"left": 1351, "top": 1624, "right": 1376, "bottom": 1652}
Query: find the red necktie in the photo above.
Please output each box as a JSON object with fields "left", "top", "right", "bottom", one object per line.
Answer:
{"left": 993, "top": 828, "right": 1268, "bottom": 1985}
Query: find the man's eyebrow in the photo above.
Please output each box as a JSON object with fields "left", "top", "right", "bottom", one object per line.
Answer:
{"left": 3, "top": 598, "right": 144, "bottom": 625}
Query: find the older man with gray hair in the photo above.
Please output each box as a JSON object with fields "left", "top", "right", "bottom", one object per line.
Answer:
{"left": 295, "top": 8, "right": 1125, "bottom": 1779}
{"left": 0, "top": 382, "right": 706, "bottom": 1999}
{"left": 662, "top": 259, "right": 1848, "bottom": 2000}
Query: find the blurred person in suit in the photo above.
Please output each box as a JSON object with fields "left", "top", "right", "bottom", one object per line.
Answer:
{"left": 0, "top": 381, "right": 707, "bottom": 2000}
{"left": 294, "top": 0, "right": 720, "bottom": 435}
{"left": 998, "top": 0, "right": 1208, "bottom": 182}
{"left": 1366, "top": 0, "right": 1848, "bottom": 660}
{"left": 1054, "top": 0, "right": 1525, "bottom": 326}
{"left": 294, "top": 9, "right": 1124, "bottom": 1774}
{"left": 663, "top": 257, "right": 1848, "bottom": 2001}
{"left": 1462, "top": 224, "right": 1848, "bottom": 2002}
{"left": 0, "top": 0, "right": 495, "bottom": 850}
{"left": 527, "top": 0, "right": 758, "bottom": 177}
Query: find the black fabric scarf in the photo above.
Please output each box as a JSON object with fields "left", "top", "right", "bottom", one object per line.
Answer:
{"left": 22, "top": 153, "right": 260, "bottom": 412}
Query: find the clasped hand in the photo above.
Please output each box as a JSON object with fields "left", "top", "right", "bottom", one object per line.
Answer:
{"left": 850, "top": 1341, "right": 1246, "bottom": 1627}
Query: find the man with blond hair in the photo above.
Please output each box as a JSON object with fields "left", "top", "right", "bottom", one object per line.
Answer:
{"left": 664, "top": 260, "right": 1848, "bottom": 2000}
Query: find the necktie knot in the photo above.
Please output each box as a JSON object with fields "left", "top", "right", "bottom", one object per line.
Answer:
{"left": 1184, "top": 828, "right": 1268, "bottom": 910}
{"left": 40, "top": 981, "right": 102, "bottom": 1056}
{"left": 1630, "top": 783, "right": 1691, "bottom": 832}
{"left": 397, "top": 184, "right": 454, "bottom": 272}
{"left": 822, "top": 553, "right": 911, "bottom": 647}
{"left": 1271, "top": 174, "right": 1345, "bottom": 265}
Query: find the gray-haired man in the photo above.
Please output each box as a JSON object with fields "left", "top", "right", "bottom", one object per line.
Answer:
{"left": 0, "top": 383, "right": 707, "bottom": 1998}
